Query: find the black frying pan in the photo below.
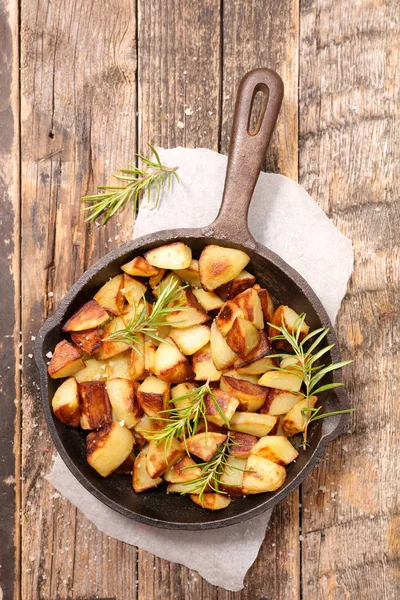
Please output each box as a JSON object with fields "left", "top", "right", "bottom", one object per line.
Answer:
{"left": 35, "top": 68, "right": 349, "bottom": 530}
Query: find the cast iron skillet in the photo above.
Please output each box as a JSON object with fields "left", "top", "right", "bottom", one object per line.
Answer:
{"left": 35, "top": 68, "right": 349, "bottom": 530}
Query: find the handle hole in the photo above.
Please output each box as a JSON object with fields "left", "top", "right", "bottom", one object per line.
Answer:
{"left": 247, "top": 84, "right": 269, "bottom": 136}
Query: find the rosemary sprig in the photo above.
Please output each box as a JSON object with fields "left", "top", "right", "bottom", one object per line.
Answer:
{"left": 82, "top": 144, "right": 179, "bottom": 225}
{"left": 266, "top": 314, "right": 354, "bottom": 449}
{"left": 146, "top": 382, "right": 230, "bottom": 456}
{"left": 103, "top": 279, "right": 187, "bottom": 353}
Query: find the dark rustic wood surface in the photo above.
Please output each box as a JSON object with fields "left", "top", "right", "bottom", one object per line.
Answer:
{"left": 0, "top": 0, "right": 399, "bottom": 598}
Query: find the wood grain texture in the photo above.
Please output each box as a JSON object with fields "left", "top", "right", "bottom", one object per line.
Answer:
{"left": 20, "top": 0, "right": 137, "bottom": 598}
{"left": 299, "top": 0, "right": 400, "bottom": 598}
{"left": 0, "top": 2, "right": 20, "bottom": 599}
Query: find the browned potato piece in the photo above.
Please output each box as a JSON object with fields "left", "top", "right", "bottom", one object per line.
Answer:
{"left": 282, "top": 396, "right": 318, "bottom": 437}
{"left": 51, "top": 377, "right": 80, "bottom": 426}
{"left": 94, "top": 274, "right": 125, "bottom": 315}
{"left": 97, "top": 317, "right": 130, "bottom": 360}
{"left": 154, "top": 337, "right": 195, "bottom": 383}
{"left": 250, "top": 436, "right": 299, "bottom": 465}
{"left": 216, "top": 300, "right": 244, "bottom": 337}
{"left": 242, "top": 455, "right": 286, "bottom": 494}
{"left": 130, "top": 336, "right": 146, "bottom": 381}
{"left": 48, "top": 340, "right": 85, "bottom": 378}
{"left": 174, "top": 259, "right": 201, "bottom": 288}
{"left": 280, "top": 356, "right": 302, "bottom": 371}
{"left": 106, "top": 350, "right": 131, "bottom": 380}
{"left": 169, "top": 325, "right": 211, "bottom": 355}
{"left": 260, "top": 389, "right": 303, "bottom": 416}
{"left": 71, "top": 328, "right": 102, "bottom": 356}
{"left": 133, "top": 446, "right": 163, "bottom": 492}
{"left": 204, "top": 389, "right": 239, "bottom": 427}
{"left": 145, "top": 242, "right": 192, "bottom": 270}
{"left": 234, "top": 288, "right": 264, "bottom": 330}
{"left": 165, "top": 289, "right": 209, "bottom": 329}
{"left": 226, "top": 317, "right": 260, "bottom": 358}
{"left": 192, "top": 289, "right": 224, "bottom": 312}
{"left": 229, "top": 412, "right": 277, "bottom": 437}
{"left": 220, "top": 375, "right": 268, "bottom": 412}
{"left": 222, "top": 370, "right": 260, "bottom": 384}
{"left": 257, "top": 370, "right": 303, "bottom": 392}
{"left": 137, "top": 376, "right": 170, "bottom": 417}
{"left": 87, "top": 422, "right": 135, "bottom": 478}
{"left": 185, "top": 432, "right": 227, "bottom": 461}
{"left": 198, "top": 244, "right": 250, "bottom": 291}
{"left": 190, "top": 493, "right": 232, "bottom": 510}
{"left": 171, "top": 381, "right": 198, "bottom": 408}
{"left": 253, "top": 284, "right": 275, "bottom": 324}
{"left": 146, "top": 438, "right": 184, "bottom": 478}
{"left": 213, "top": 281, "right": 232, "bottom": 301}
{"left": 106, "top": 378, "right": 142, "bottom": 428}
{"left": 229, "top": 432, "right": 258, "bottom": 458}
{"left": 228, "top": 270, "right": 256, "bottom": 299}
{"left": 62, "top": 300, "right": 110, "bottom": 332}
{"left": 121, "top": 256, "right": 160, "bottom": 277}
{"left": 219, "top": 456, "right": 246, "bottom": 496}
{"left": 210, "top": 321, "right": 238, "bottom": 370}
{"left": 234, "top": 330, "right": 271, "bottom": 369}
{"left": 192, "top": 343, "right": 222, "bottom": 382}
{"left": 74, "top": 358, "right": 107, "bottom": 383}
{"left": 144, "top": 338, "right": 157, "bottom": 374}
{"left": 151, "top": 272, "right": 182, "bottom": 298}
{"left": 121, "top": 300, "right": 151, "bottom": 327}
{"left": 79, "top": 381, "right": 112, "bottom": 430}
{"left": 122, "top": 275, "right": 147, "bottom": 307}
{"left": 164, "top": 455, "right": 202, "bottom": 483}
{"left": 149, "top": 268, "right": 166, "bottom": 287}
{"left": 235, "top": 357, "right": 276, "bottom": 376}
{"left": 134, "top": 414, "right": 165, "bottom": 441}
{"left": 269, "top": 305, "right": 310, "bottom": 346}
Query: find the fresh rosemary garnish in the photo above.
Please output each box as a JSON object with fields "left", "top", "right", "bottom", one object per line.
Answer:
{"left": 103, "top": 279, "right": 187, "bottom": 353}
{"left": 267, "top": 314, "right": 354, "bottom": 449}
{"left": 82, "top": 144, "right": 179, "bottom": 225}
{"left": 147, "top": 382, "right": 230, "bottom": 455}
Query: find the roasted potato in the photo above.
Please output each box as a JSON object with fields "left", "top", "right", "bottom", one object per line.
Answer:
{"left": 269, "top": 305, "right": 310, "bottom": 346}
{"left": 121, "top": 256, "right": 160, "bottom": 277}
{"left": 250, "top": 435, "right": 299, "bottom": 465}
{"left": 257, "top": 370, "right": 303, "bottom": 393}
{"left": 134, "top": 413, "right": 165, "bottom": 441}
{"left": 229, "top": 412, "right": 277, "bottom": 437}
{"left": 94, "top": 274, "right": 125, "bottom": 315}
{"left": 215, "top": 300, "right": 244, "bottom": 337}
{"left": 87, "top": 422, "right": 135, "bottom": 478}
{"left": 74, "top": 357, "right": 108, "bottom": 382}
{"left": 70, "top": 328, "right": 102, "bottom": 356}
{"left": 145, "top": 242, "right": 192, "bottom": 270}
{"left": 210, "top": 321, "right": 238, "bottom": 370}
{"left": 198, "top": 244, "right": 250, "bottom": 291}
{"left": 96, "top": 317, "right": 131, "bottom": 360}
{"left": 185, "top": 432, "right": 227, "bottom": 461}
{"left": 169, "top": 324, "right": 211, "bottom": 355}
{"left": 79, "top": 381, "right": 112, "bottom": 430}
{"left": 192, "top": 288, "right": 224, "bottom": 312}
{"left": 192, "top": 343, "right": 222, "bottom": 381}
{"left": 130, "top": 336, "right": 146, "bottom": 381}
{"left": 234, "top": 288, "right": 264, "bottom": 330}
{"left": 137, "top": 376, "right": 170, "bottom": 417}
{"left": 282, "top": 396, "right": 318, "bottom": 437}
{"left": 253, "top": 284, "right": 275, "bottom": 324}
{"left": 226, "top": 317, "right": 260, "bottom": 358}
{"left": 144, "top": 337, "right": 157, "bottom": 374}
{"left": 260, "top": 389, "right": 303, "bottom": 416}
{"left": 220, "top": 375, "right": 268, "bottom": 412}
{"left": 242, "top": 455, "right": 286, "bottom": 494}
{"left": 174, "top": 259, "right": 201, "bottom": 288}
{"left": 164, "top": 455, "right": 202, "bottom": 483}
{"left": 154, "top": 337, "right": 195, "bottom": 383}
{"left": 133, "top": 446, "right": 163, "bottom": 492}
{"left": 229, "top": 432, "right": 258, "bottom": 458}
{"left": 106, "top": 350, "right": 131, "bottom": 380}
{"left": 121, "top": 275, "right": 147, "bottom": 307}
{"left": 51, "top": 377, "right": 80, "bottom": 426}
{"left": 165, "top": 289, "right": 209, "bottom": 328}
{"left": 48, "top": 340, "right": 85, "bottom": 378}
{"left": 190, "top": 493, "right": 232, "bottom": 510}
{"left": 204, "top": 389, "right": 239, "bottom": 426}
{"left": 146, "top": 438, "right": 184, "bottom": 478}
{"left": 219, "top": 456, "right": 246, "bottom": 496}
{"left": 106, "top": 378, "right": 142, "bottom": 428}
{"left": 62, "top": 300, "right": 109, "bottom": 332}
{"left": 227, "top": 270, "right": 256, "bottom": 299}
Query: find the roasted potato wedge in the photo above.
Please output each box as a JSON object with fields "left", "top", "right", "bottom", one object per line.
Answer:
{"left": 229, "top": 412, "right": 277, "bottom": 437}
{"left": 149, "top": 268, "right": 166, "bottom": 287}
{"left": 257, "top": 370, "right": 303, "bottom": 393}
{"left": 220, "top": 375, "right": 268, "bottom": 412}
{"left": 228, "top": 270, "right": 256, "bottom": 299}
{"left": 106, "top": 350, "right": 131, "bottom": 379}
{"left": 151, "top": 271, "right": 182, "bottom": 298}
{"left": 282, "top": 396, "right": 318, "bottom": 437}
{"left": 219, "top": 456, "right": 246, "bottom": 496}
{"left": 269, "top": 305, "right": 310, "bottom": 346}
{"left": 144, "top": 338, "right": 157, "bottom": 374}
{"left": 222, "top": 369, "right": 260, "bottom": 384}
{"left": 70, "top": 328, "right": 102, "bottom": 356}
{"left": 192, "top": 288, "right": 224, "bottom": 312}
{"left": 164, "top": 455, "right": 202, "bottom": 483}
{"left": 215, "top": 299, "right": 244, "bottom": 337}
{"left": 204, "top": 389, "right": 239, "bottom": 426}
{"left": 192, "top": 343, "right": 222, "bottom": 382}
{"left": 165, "top": 289, "right": 209, "bottom": 328}
{"left": 250, "top": 435, "right": 299, "bottom": 465}
{"left": 79, "top": 381, "right": 112, "bottom": 430}
{"left": 133, "top": 446, "right": 163, "bottom": 492}
{"left": 184, "top": 432, "right": 227, "bottom": 461}
{"left": 146, "top": 438, "right": 184, "bottom": 478}
{"left": 229, "top": 432, "right": 258, "bottom": 458}
{"left": 137, "top": 376, "right": 170, "bottom": 417}
{"left": 62, "top": 300, "right": 110, "bottom": 332}
{"left": 260, "top": 389, "right": 303, "bottom": 416}
{"left": 226, "top": 317, "right": 260, "bottom": 358}
{"left": 106, "top": 378, "right": 142, "bottom": 428}
{"left": 198, "top": 244, "right": 250, "bottom": 291}
{"left": 51, "top": 377, "right": 80, "bottom": 426}
{"left": 87, "top": 422, "right": 135, "bottom": 478}
{"left": 121, "top": 256, "right": 160, "bottom": 277}
{"left": 48, "top": 340, "right": 85, "bottom": 378}
{"left": 130, "top": 336, "right": 146, "bottom": 381}
{"left": 121, "top": 275, "right": 147, "bottom": 307}
{"left": 134, "top": 413, "right": 165, "bottom": 441}
{"left": 174, "top": 259, "right": 201, "bottom": 288}
{"left": 94, "top": 274, "right": 125, "bottom": 315}
{"left": 242, "top": 455, "right": 286, "bottom": 494}
{"left": 97, "top": 317, "right": 131, "bottom": 360}
{"left": 154, "top": 337, "right": 195, "bottom": 383}
{"left": 210, "top": 321, "right": 238, "bottom": 370}
{"left": 234, "top": 288, "right": 264, "bottom": 330}
{"left": 234, "top": 330, "right": 271, "bottom": 368}
{"left": 190, "top": 493, "right": 232, "bottom": 510}
{"left": 169, "top": 324, "right": 211, "bottom": 355}
{"left": 253, "top": 284, "right": 275, "bottom": 324}
{"left": 74, "top": 357, "right": 107, "bottom": 382}
{"left": 145, "top": 242, "right": 192, "bottom": 270}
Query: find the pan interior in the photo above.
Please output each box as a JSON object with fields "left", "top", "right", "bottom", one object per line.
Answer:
{"left": 40, "top": 234, "right": 343, "bottom": 529}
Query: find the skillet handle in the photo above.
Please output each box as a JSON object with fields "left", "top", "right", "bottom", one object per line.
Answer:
{"left": 210, "top": 68, "right": 283, "bottom": 245}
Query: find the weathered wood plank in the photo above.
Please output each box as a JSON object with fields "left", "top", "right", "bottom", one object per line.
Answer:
{"left": 218, "top": 2, "right": 300, "bottom": 599}
{"left": 20, "top": 1, "right": 137, "bottom": 598}
{"left": 299, "top": 0, "right": 400, "bottom": 598}
{"left": 0, "top": 2, "right": 20, "bottom": 599}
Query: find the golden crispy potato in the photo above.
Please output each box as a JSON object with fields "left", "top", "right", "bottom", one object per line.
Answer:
{"left": 234, "top": 288, "right": 264, "bottom": 331}
{"left": 269, "top": 305, "right": 310, "bottom": 347}
{"left": 192, "top": 343, "right": 222, "bottom": 382}
{"left": 134, "top": 414, "right": 165, "bottom": 441}
{"left": 228, "top": 270, "right": 256, "bottom": 299}
{"left": 229, "top": 432, "right": 258, "bottom": 458}
{"left": 70, "top": 328, "right": 102, "bottom": 356}
{"left": 144, "top": 338, "right": 157, "bottom": 374}
{"left": 106, "top": 350, "right": 131, "bottom": 380}
{"left": 130, "top": 336, "right": 146, "bottom": 381}
{"left": 198, "top": 244, "right": 250, "bottom": 291}
{"left": 210, "top": 321, "right": 238, "bottom": 370}
{"left": 121, "top": 275, "right": 147, "bottom": 307}
{"left": 151, "top": 271, "right": 182, "bottom": 298}
{"left": 250, "top": 435, "right": 299, "bottom": 465}
{"left": 190, "top": 493, "right": 232, "bottom": 510}
{"left": 97, "top": 317, "right": 131, "bottom": 360}
{"left": 145, "top": 242, "right": 192, "bottom": 270}
{"left": 87, "top": 422, "right": 135, "bottom": 478}
{"left": 260, "top": 389, "right": 303, "bottom": 416}
{"left": 234, "top": 330, "right": 272, "bottom": 369}
{"left": 51, "top": 377, "right": 80, "bottom": 426}
{"left": 154, "top": 337, "right": 195, "bottom": 383}
{"left": 62, "top": 300, "right": 110, "bottom": 332}
{"left": 229, "top": 412, "right": 277, "bottom": 437}
{"left": 169, "top": 325, "right": 211, "bottom": 356}
{"left": 220, "top": 375, "right": 268, "bottom": 412}
{"left": 164, "top": 455, "right": 202, "bottom": 483}
{"left": 79, "top": 381, "right": 112, "bottom": 430}
{"left": 226, "top": 317, "right": 260, "bottom": 358}
{"left": 121, "top": 256, "right": 160, "bottom": 277}
{"left": 192, "top": 288, "right": 224, "bottom": 312}
{"left": 146, "top": 438, "right": 184, "bottom": 478}
{"left": 242, "top": 455, "right": 286, "bottom": 494}
{"left": 257, "top": 370, "right": 303, "bottom": 393}
{"left": 222, "top": 369, "right": 260, "bottom": 384}
{"left": 253, "top": 284, "right": 275, "bottom": 324}
{"left": 282, "top": 396, "right": 318, "bottom": 437}
{"left": 219, "top": 456, "right": 246, "bottom": 496}
{"left": 74, "top": 358, "right": 107, "bottom": 382}
{"left": 149, "top": 268, "right": 166, "bottom": 287}
{"left": 165, "top": 289, "right": 209, "bottom": 328}
{"left": 94, "top": 274, "right": 125, "bottom": 315}
{"left": 137, "top": 376, "right": 170, "bottom": 417}
{"left": 106, "top": 378, "right": 142, "bottom": 428}
{"left": 174, "top": 259, "right": 201, "bottom": 287}
{"left": 215, "top": 300, "right": 244, "bottom": 337}
{"left": 48, "top": 340, "right": 85, "bottom": 378}
{"left": 204, "top": 389, "right": 239, "bottom": 427}
{"left": 184, "top": 432, "right": 227, "bottom": 461}
{"left": 133, "top": 446, "right": 163, "bottom": 492}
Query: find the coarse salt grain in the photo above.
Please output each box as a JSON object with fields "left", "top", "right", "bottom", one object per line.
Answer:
{"left": 46, "top": 351, "right": 53, "bottom": 358}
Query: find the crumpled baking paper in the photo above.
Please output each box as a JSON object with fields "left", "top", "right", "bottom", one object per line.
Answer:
{"left": 47, "top": 147, "right": 353, "bottom": 592}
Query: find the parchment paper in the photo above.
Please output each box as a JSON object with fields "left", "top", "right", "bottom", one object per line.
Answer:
{"left": 47, "top": 147, "right": 353, "bottom": 592}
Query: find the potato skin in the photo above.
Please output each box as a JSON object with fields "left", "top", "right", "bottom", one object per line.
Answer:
{"left": 79, "top": 381, "right": 112, "bottom": 430}
{"left": 71, "top": 328, "right": 102, "bottom": 356}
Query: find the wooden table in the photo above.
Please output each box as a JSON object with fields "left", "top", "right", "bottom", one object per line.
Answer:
{"left": 1, "top": 0, "right": 399, "bottom": 598}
